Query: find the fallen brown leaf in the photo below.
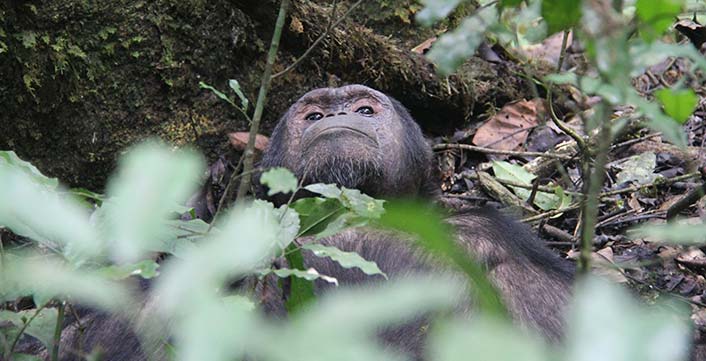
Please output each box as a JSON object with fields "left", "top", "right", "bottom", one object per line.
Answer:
{"left": 228, "top": 132, "right": 269, "bottom": 152}
{"left": 472, "top": 99, "right": 544, "bottom": 152}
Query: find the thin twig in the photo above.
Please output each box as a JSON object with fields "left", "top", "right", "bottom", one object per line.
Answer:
{"left": 599, "top": 172, "right": 700, "bottom": 197}
{"left": 433, "top": 143, "right": 574, "bottom": 160}
{"left": 51, "top": 302, "right": 65, "bottom": 361}
{"left": 547, "top": 90, "right": 587, "bottom": 153}
{"left": 520, "top": 203, "right": 581, "bottom": 223}
{"left": 235, "top": 0, "right": 291, "bottom": 202}
{"left": 8, "top": 303, "right": 48, "bottom": 356}
{"left": 610, "top": 132, "right": 662, "bottom": 150}
{"left": 271, "top": 0, "right": 364, "bottom": 80}
{"left": 557, "top": 30, "right": 570, "bottom": 72}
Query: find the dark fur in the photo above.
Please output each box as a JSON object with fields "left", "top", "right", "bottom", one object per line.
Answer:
{"left": 255, "top": 85, "right": 573, "bottom": 359}
{"left": 35, "top": 85, "right": 573, "bottom": 361}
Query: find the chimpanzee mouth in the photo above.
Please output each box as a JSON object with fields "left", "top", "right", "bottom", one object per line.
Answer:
{"left": 311, "top": 126, "right": 378, "bottom": 145}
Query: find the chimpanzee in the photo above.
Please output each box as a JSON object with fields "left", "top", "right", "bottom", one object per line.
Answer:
{"left": 23, "top": 85, "right": 573, "bottom": 361}
{"left": 257, "top": 85, "right": 573, "bottom": 349}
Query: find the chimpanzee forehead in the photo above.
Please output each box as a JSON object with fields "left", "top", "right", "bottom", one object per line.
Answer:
{"left": 297, "top": 85, "right": 390, "bottom": 107}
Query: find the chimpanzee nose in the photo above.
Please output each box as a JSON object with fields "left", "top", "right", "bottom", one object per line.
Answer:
{"left": 325, "top": 111, "right": 347, "bottom": 117}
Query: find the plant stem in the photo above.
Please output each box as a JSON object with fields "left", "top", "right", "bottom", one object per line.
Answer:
{"left": 578, "top": 105, "right": 613, "bottom": 274}
{"left": 235, "top": 0, "right": 291, "bottom": 202}
{"left": 51, "top": 302, "right": 65, "bottom": 361}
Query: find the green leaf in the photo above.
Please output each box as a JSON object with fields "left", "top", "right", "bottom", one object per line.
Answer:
{"left": 0, "top": 308, "right": 59, "bottom": 352}
{"left": 0, "top": 166, "right": 101, "bottom": 264}
{"left": 0, "top": 151, "right": 58, "bottom": 190}
{"left": 426, "top": 5, "right": 498, "bottom": 75}
{"left": 260, "top": 167, "right": 298, "bottom": 196}
{"left": 160, "top": 218, "right": 210, "bottom": 257}
{"left": 103, "top": 140, "right": 204, "bottom": 262}
{"left": 636, "top": 0, "right": 683, "bottom": 42}
{"left": 15, "top": 31, "right": 37, "bottom": 48}
{"left": 259, "top": 267, "right": 339, "bottom": 285}
{"left": 69, "top": 187, "right": 105, "bottom": 204}
{"left": 291, "top": 197, "right": 345, "bottom": 237}
{"left": 340, "top": 188, "right": 385, "bottom": 219}
{"left": 376, "top": 200, "right": 508, "bottom": 319}
{"left": 304, "top": 183, "right": 342, "bottom": 199}
{"left": 491, "top": 161, "right": 566, "bottom": 210}
{"left": 655, "top": 88, "right": 698, "bottom": 124}
{"left": 614, "top": 152, "right": 659, "bottom": 185}
{"left": 499, "top": 0, "right": 524, "bottom": 7}
{"left": 228, "top": 79, "right": 249, "bottom": 111}
{"left": 272, "top": 202, "right": 301, "bottom": 249}
{"left": 541, "top": 0, "right": 581, "bottom": 34}
{"left": 416, "top": 0, "right": 464, "bottom": 27}
{"left": 284, "top": 243, "right": 317, "bottom": 313}
{"left": 625, "top": 90, "right": 687, "bottom": 147}
{"left": 302, "top": 244, "right": 387, "bottom": 279}
{"left": 566, "top": 276, "right": 690, "bottom": 361}
{"left": 199, "top": 81, "right": 235, "bottom": 107}
{"left": 98, "top": 260, "right": 160, "bottom": 280}
{"left": 304, "top": 184, "right": 385, "bottom": 219}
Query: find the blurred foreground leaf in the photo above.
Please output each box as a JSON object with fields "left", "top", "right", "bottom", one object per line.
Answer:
{"left": 566, "top": 276, "right": 690, "bottom": 361}
{"left": 103, "top": 141, "right": 204, "bottom": 262}
{"left": 376, "top": 200, "right": 507, "bottom": 319}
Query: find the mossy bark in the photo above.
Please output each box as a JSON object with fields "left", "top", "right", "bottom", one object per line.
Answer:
{"left": 0, "top": 0, "right": 540, "bottom": 190}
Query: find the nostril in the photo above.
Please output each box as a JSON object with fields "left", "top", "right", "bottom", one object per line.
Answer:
{"left": 325, "top": 113, "right": 335, "bottom": 117}
{"left": 337, "top": 112, "right": 346, "bottom": 115}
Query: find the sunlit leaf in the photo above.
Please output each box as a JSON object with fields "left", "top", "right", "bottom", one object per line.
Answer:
{"left": 0, "top": 151, "right": 58, "bottom": 190}
{"left": 636, "top": 0, "right": 683, "bottom": 42}
{"left": 655, "top": 88, "right": 698, "bottom": 124}
{"left": 259, "top": 267, "right": 339, "bottom": 285}
{"left": 228, "top": 79, "right": 250, "bottom": 111}
{"left": 260, "top": 167, "right": 298, "bottom": 196}
{"left": 303, "top": 243, "right": 387, "bottom": 279}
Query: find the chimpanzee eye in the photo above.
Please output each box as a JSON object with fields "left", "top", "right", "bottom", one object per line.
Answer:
{"left": 355, "top": 106, "right": 374, "bottom": 115}
{"left": 305, "top": 112, "right": 324, "bottom": 121}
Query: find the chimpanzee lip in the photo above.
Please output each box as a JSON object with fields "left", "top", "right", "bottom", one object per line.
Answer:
{"left": 314, "top": 126, "right": 377, "bottom": 143}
